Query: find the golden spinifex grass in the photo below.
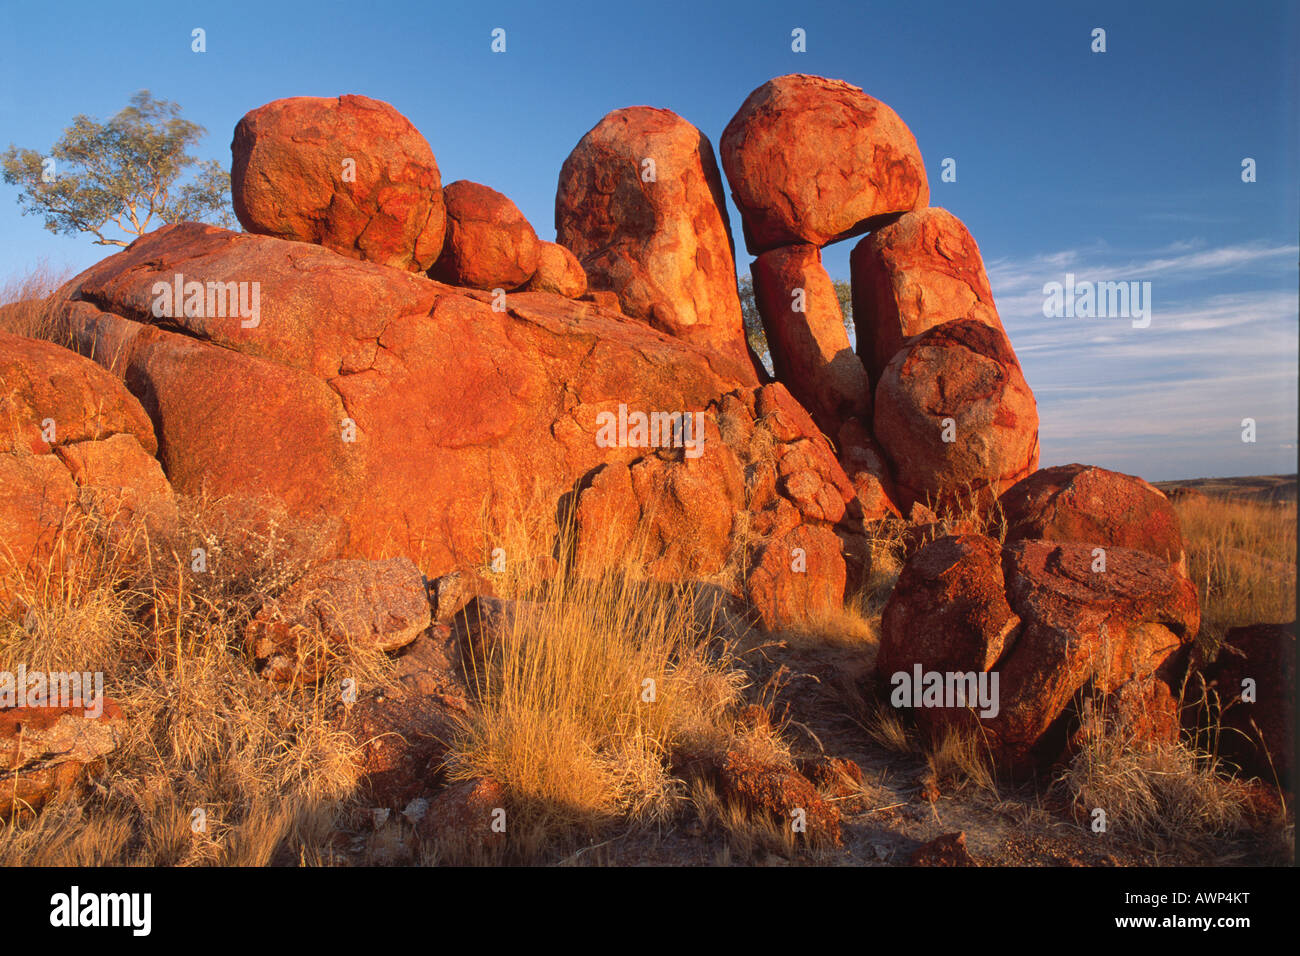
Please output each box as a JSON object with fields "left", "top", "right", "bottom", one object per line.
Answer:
{"left": 436, "top": 495, "right": 783, "bottom": 856}
{"left": 1056, "top": 725, "right": 1257, "bottom": 854}
{"left": 1049, "top": 631, "right": 1290, "bottom": 861}
{"left": 0, "top": 495, "right": 368, "bottom": 866}
{"left": 1174, "top": 494, "right": 1297, "bottom": 649}
{"left": 446, "top": 578, "right": 748, "bottom": 839}
{"left": 0, "top": 262, "right": 71, "bottom": 341}
{"left": 0, "top": 484, "right": 797, "bottom": 864}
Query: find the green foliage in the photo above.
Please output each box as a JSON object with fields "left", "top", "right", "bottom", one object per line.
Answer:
{"left": 738, "top": 273, "right": 855, "bottom": 360}
{"left": 2, "top": 90, "right": 235, "bottom": 247}
{"left": 832, "top": 278, "right": 854, "bottom": 333}
{"left": 738, "top": 273, "right": 763, "bottom": 356}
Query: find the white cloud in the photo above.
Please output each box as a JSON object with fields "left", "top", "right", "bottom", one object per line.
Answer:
{"left": 984, "top": 241, "right": 1298, "bottom": 480}
{"left": 986, "top": 239, "right": 1297, "bottom": 293}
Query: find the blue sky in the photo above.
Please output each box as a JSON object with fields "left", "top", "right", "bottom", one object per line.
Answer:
{"left": 1, "top": 0, "right": 1296, "bottom": 481}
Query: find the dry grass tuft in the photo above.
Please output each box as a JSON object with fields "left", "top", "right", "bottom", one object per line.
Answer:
{"left": 692, "top": 778, "right": 806, "bottom": 865}
{"left": 0, "top": 262, "right": 73, "bottom": 341}
{"left": 1055, "top": 728, "right": 1257, "bottom": 855}
{"left": 925, "top": 726, "right": 998, "bottom": 797}
{"left": 860, "top": 697, "right": 914, "bottom": 756}
{"left": 442, "top": 508, "right": 755, "bottom": 857}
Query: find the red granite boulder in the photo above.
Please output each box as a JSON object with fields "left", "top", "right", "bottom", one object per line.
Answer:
{"left": 878, "top": 534, "right": 1020, "bottom": 681}
{"left": 750, "top": 243, "right": 871, "bottom": 440}
{"left": 878, "top": 534, "right": 1198, "bottom": 772}
{"left": 1198, "top": 622, "right": 1295, "bottom": 785}
{"left": 850, "top": 207, "right": 1003, "bottom": 384}
{"left": 556, "top": 106, "right": 757, "bottom": 380}
{"left": 429, "top": 180, "right": 540, "bottom": 291}
{"left": 1, "top": 331, "right": 174, "bottom": 608}
{"left": 231, "top": 95, "right": 445, "bottom": 272}
{"left": 246, "top": 556, "right": 432, "bottom": 682}
{"left": 340, "top": 624, "right": 472, "bottom": 808}
{"left": 720, "top": 74, "right": 928, "bottom": 254}
{"left": 873, "top": 319, "right": 1039, "bottom": 511}
{"left": 1000, "top": 464, "right": 1187, "bottom": 575}
{"left": 0, "top": 699, "right": 128, "bottom": 819}
{"left": 524, "top": 241, "right": 587, "bottom": 298}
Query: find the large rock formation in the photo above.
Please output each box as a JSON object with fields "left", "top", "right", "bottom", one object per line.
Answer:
{"left": 569, "top": 382, "right": 854, "bottom": 629}
{"left": 749, "top": 243, "right": 871, "bottom": 440}
{"left": 850, "top": 207, "right": 1003, "bottom": 384}
{"left": 715, "top": 76, "right": 1040, "bottom": 528}
{"left": 0, "top": 331, "right": 175, "bottom": 608}
{"left": 0, "top": 78, "right": 1227, "bottom": 858}
{"left": 231, "top": 95, "right": 446, "bottom": 273}
{"left": 879, "top": 533, "right": 1199, "bottom": 772}
{"left": 873, "top": 319, "right": 1039, "bottom": 510}
{"left": 555, "top": 106, "right": 757, "bottom": 380}
{"left": 429, "top": 181, "right": 540, "bottom": 291}
{"left": 47, "top": 223, "right": 736, "bottom": 572}
{"left": 46, "top": 223, "right": 850, "bottom": 630}
{"left": 720, "top": 74, "right": 929, "bottom": 254}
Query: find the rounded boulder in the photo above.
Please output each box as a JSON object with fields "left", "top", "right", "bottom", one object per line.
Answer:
{"left": 850, "top": 207, "right": 1002, "bottom": 384}
{"left": 721, "top": 74, "right": 928, "bottom": 254}
{"left": 231, "top": 95, "right": 446, "bottom": 272}
{"left": 873, "top": 319, "right": 1038, "bottom": 510}
{"left": 556, "top": 106, "right": 754, "bottom": 375}
{"left": 429, "top": 181, "right": 540, "bottom": 291}
{"left": 1000, "top": 464, "right": 1187, "bottom": 575}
